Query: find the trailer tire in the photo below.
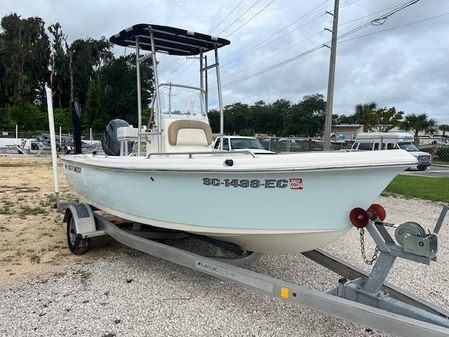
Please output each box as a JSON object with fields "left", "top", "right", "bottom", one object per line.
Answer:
{"left": 56, "top": 144, "right": 61, "bottom": 152}
{"left": 66, "top": 214, "right": 90, "bottom": 255}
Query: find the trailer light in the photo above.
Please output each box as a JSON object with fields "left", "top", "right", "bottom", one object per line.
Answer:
{"left": 281, "top": 287, "right": 289, "bottom": 299}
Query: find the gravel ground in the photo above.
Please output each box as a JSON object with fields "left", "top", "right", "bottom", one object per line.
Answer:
{"left": 0, "top": 196, "right": 448, "bottom": 337}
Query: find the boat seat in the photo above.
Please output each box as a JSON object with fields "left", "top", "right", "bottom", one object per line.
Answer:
{"left": 168, "top": 120, "right": 212, "bottom": 147}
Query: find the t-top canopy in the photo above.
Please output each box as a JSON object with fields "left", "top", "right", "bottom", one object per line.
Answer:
{"left": 110, "top": 24, "right": 230, "bottom": 56}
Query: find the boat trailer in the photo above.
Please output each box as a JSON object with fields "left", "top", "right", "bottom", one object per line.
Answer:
{"left": 62, "top": 202, "right": 449, "bottom": 337}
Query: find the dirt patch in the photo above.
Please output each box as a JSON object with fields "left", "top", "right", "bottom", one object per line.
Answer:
{"left": 0, "top": 156, "right": 126, "bottom": 286}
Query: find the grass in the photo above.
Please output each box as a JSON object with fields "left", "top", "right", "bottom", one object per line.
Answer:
{"left": 39, "top": 194, "right": 56, "bottom": 208}
{"left": 385, "top": 175, "right": 449, "bottom": 203}
{"left": 29, "top": 254, "right": 41, "bottom": 264}
{"left": 433, "top": 160, "right": 449, "bottom": 166}
{"left": 19, "top": 205, "right": 47, "bottom": 216}
{"left": 0, "top": 223, "right": 10, "bottom": 232}
{"left": 0, "top": 200, "right": 13, "bottom": 215}
{"left": 0, "top": 205, "right": 12, "bottom": 215}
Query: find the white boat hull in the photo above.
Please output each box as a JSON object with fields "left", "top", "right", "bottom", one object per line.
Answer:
{"left": 61, "top": 150, "right": 415, "bottom": 253}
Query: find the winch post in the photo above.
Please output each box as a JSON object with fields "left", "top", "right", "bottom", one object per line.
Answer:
{"left": 433, "top": 205, "right": 448, "bottom": 235}
{"left": 362, "top": 252, "right": 396, "bottom": 294}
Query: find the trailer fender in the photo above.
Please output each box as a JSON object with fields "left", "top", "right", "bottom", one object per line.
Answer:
{"left": 63, "top": 203, "right": 96, "bottom": 238}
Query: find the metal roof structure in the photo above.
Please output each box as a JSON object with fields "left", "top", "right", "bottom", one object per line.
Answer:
{"left": 110, "top": 24, "right": 230, "bottom": 56}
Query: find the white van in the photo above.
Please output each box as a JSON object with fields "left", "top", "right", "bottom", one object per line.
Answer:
{"left": 351, "top": 132, "right": 431, "bottom": 171}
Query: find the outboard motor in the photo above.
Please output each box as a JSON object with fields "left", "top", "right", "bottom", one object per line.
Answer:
{"left": 102, "top": 119, "right": 134, "bottom": 156}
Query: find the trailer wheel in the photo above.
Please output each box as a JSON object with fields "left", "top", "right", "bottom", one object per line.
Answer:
{"left": 66, "top": 214, "right": 90, "bottom": 255}
{"left": 56, "top": 144, "right": 61, "bottom": 152}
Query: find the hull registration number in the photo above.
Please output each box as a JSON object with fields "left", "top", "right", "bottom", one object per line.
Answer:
{"left": 202, "top": 177, "right": 303, "bottom": 190}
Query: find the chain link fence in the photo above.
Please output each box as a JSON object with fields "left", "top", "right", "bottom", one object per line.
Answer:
{"left": 0, "top": 128, "right": 104, "bottom": 154}
{"left": 2, "top": 127, "right": 449, "bottom": 164}
{"left": 258, "top": 136, "right": 349, "bottom": 152}
{"left": 419, "top": 137, "right": 449, "bottom": 164}
{"left": 256, "top": 135, "right": 449, "bottom": 164}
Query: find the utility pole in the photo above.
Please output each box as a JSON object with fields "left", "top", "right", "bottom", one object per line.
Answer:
{"left": 323, "top": 0, "right": 339, "bottom": 151}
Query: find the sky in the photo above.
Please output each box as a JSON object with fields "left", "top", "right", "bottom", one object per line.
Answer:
{"left": 2, "top": 0, "right": 449, "bottom": 124}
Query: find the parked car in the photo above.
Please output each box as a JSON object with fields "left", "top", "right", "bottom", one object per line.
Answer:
{"left": 213, "top": 136, "right": 275, "bottom": 155}
{"left": 351, "top": 132, "right": 431, "bottom": 171}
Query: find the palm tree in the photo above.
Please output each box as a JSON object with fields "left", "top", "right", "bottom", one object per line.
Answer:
{"left": 353, "top": 102, "right": 377, "bottom": 132}
{"left": 439, "top": 124, "right": 449, "bottom": 137}
{"left": 401, "top": 113, "right": 437, "bottom": 145}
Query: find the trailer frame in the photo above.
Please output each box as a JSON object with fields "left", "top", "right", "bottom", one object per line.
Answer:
{"left": 62, "top": 203, "right": 449, "bottom": 337}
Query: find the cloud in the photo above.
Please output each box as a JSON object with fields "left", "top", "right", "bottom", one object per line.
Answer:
{"left": 2, "top": 0, "right": 448, "bottom": 123}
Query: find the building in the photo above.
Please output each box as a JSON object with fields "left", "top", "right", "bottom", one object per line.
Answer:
{"left": 331, "top": 124, "right": 364, "bottom": 141}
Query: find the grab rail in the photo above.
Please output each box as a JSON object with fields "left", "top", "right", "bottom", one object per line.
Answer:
{"left": 146, "top": 150, "right": 256, "bottom": 159}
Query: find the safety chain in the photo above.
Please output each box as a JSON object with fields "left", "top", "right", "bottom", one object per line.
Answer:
{"left": 359, "top": 228, "right": 379, "bottom": 265}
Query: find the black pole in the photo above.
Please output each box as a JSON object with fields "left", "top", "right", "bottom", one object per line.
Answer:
{"left": 71, "top": 99, "right": 82, "bottom": 154}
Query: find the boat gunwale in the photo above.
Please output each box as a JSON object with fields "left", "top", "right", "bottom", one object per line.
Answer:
{"left": 60, "top": 156, "right": 414, "bottom": 173}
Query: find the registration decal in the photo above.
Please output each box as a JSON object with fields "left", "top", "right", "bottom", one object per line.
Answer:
{"left": 289, "top": 178, "right": 303, "bottom": 190}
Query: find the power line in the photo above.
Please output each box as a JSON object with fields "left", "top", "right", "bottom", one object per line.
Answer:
{"left": 178, "top": 0, "right": 373, "bottom": 84}
{"left": 219, "top": 0, "right": 364, "bottom": 69}
{"left": 337, "top": 0, "right": 421, "bottom": 40}
{"left": 219, "top": 44, "right": 325, "bottom": 88}
{"left": 216, "top": 0, "right": 423, "bottom": 89}
{"left": 167, "top": 59, "right": 196, "bottom": 82}
{"left": 220, "top": 2, "right": 409, "bottom": 81}
{"left": 223, "top": 30, "right": 325, "bottom": 78}
{"left": 340, "top": 0, "right": 362, "bottom": 8}
{"left": 165, "top": 0, "right": 263, "bottom": 82}
{"left": 340, "top": 11, "right": 449, "bottom": 43}
{"left": 209, "top": 0, "right": 245, "bottom": 34}
{"left": 220, "top": 12, "right": 326, "bottom": 68}
{"left": 164, "top": 58, "right": 188, "bottom": 80}
{"left": 217, "top": 0, "right": 263, "bottom": 35}
{"left": 339, "top": 1, "right": 414, "bottom": 27}
{"left": 164, "top": 1, "right": 250, "bottom": 81}
{"left": 221, "top": 0, "right": 330, "bottom": 66}
{"left": 170, "top": 0, "right": 422, "bottom": 86}
{"left": 371, "top": 0, "right": 419, "bottom": 26}
{"left": 225, "top": 0, "right": 275, "bottom": 38}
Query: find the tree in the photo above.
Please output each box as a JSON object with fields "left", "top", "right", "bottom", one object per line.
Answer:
{"left": 439, "top": 124, "right": 449, "bottom": 137}
{"left": 286, "top": 94, "right": 326, "bottom": 137}
{"left": 99, "top": 54, "right": 153, "bottom": 129}
{"left": 0, "top": 14, "right": 50, "bottom": 106}
{"left": 401, "top": 113, "right": 437, "bottom": 145}
{"left": 369, "top": 107, "right": 403, "bottom": 132}
{"left": 208, "top": 109, "right": 220, "bottom": 133}
{"left": 83, "top": 78, "right": 104, "bottom": 130}
{"left": 69, "top": 37, "right": 113, "bottom": 106}
{"left": 48, "top": 22, "right": 70, "bottom": 109}
{"left": 222, "top": 102, "right": 250, "bottom": 134}
{"left": 353, "top": 102, "right": 377, "bottom": 132}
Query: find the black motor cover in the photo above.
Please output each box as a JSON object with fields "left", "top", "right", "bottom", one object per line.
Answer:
{"left": 102, "top": 119, "right": 134, "bottom": 156}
